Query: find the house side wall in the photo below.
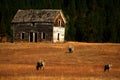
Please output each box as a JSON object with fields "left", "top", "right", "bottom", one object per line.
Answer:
{"left": 53, "top": 27, "right": 65, "bottom": 43}
{"left": 53, "top": 14, "right": 66, "bottom": 43}
{"left": 13, "top": 22, "right": 53, "bottom": 42}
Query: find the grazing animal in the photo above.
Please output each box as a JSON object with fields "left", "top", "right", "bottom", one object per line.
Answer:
{"left": 104, "top": 64, "right": 112, "bottom": 72}
{"left": 36, "top": 60, "right": 45, "bottom": 70}
{"left": 68, "top": 45, "right": 74, "bottom": 53}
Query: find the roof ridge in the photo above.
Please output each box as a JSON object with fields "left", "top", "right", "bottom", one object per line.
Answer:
{"left": 18, "top": 9, "right": 61, "bottom": 11}
{"left": 12, "top": 9, "right": 66, "bottom": 23}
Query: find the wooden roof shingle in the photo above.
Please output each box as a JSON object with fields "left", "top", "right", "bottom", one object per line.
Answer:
{"left": 12, "top": 9, "right": 66, "bottom": 23}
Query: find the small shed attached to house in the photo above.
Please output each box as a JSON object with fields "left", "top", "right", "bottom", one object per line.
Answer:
{"left": 12, "top": 9, "right": 66, "bottom": 43}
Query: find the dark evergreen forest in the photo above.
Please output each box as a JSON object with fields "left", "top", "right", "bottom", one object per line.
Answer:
{"left": 0, "top": 0, "right": 120, "bottom": 42}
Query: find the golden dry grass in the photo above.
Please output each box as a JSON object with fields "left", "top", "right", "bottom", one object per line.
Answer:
{"left": 0, "top": 42, "right": 120, "bottom": 80}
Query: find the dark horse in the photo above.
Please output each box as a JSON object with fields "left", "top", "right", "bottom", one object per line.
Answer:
{"left": 104, "top": 64, "right": 112, "bottom": 72}
{"left": 36, "top": 60, "right": 44, "bottom": 70}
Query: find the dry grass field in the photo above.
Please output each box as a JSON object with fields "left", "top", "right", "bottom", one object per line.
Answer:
{"left": 0, "top": 42, "right": 120, "bottom": 80}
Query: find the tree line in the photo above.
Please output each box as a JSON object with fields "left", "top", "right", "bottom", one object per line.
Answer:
{"left": 0, "top": 0, "right": 120, "bottom": 42}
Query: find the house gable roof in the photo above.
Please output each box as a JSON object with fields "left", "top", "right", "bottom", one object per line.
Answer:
{"left": 12, "top": 9, "right": 66, "bottom": 23}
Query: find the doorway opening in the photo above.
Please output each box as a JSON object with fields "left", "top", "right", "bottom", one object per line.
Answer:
{"left": 41, "top": 32, "right": 46, "bottom": 39}
{"left": 29, "top": 32, "right": 38, "bottom": 42}
{"left": 35, "top": 32, "right": 37, "bottom": 42}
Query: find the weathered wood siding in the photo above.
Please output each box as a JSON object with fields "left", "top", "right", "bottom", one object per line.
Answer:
{"left": 13, "top": 22, "right": 53, "bottom": 42}
{"left": 54, "top": 14, "right": 65, "bottom": 27}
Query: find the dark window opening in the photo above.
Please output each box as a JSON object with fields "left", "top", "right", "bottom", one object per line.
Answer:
{"left": 57, "top": 33, "right": 60, "bottom": 40}
{"left": 30, "top": 32, "right": 33, "bottom": 42}
{"left": 21, "top": 33, "right": 25, "bottom": 40}
{"left": 35, "top": 32, "right": 37, "bottom": 42}
{"left": 58, "top": 20, "right": 61, "bottom": 27}
{"left": 41, "top": 32, "right": 46, "bottom": 39}
{"left": 32, "top": 22, "right": 35, "bottom": 26}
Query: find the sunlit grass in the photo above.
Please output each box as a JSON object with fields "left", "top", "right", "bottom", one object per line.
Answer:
{"left": 0, "top": 42, "right": 120, "bottom": 80}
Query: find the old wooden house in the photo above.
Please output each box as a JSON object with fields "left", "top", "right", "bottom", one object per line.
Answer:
{"left": 12, "top": 9, "right": 66, "bottom": 43}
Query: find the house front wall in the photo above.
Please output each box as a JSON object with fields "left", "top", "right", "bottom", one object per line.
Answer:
{"left": 53, "top": 27, "right": 65, "bottom": 43}
{"left": 13, "top": 22, "right": 53, "bottom": 42}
